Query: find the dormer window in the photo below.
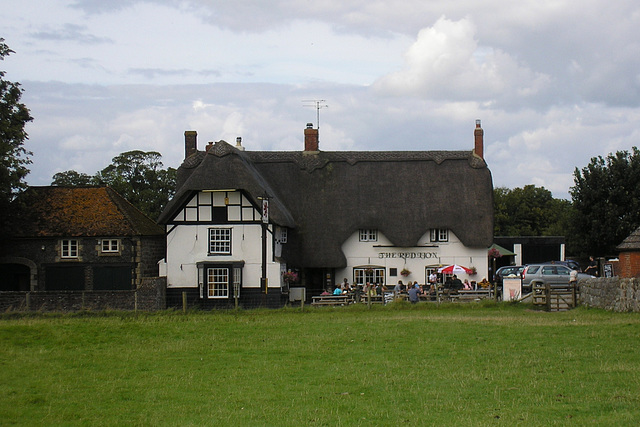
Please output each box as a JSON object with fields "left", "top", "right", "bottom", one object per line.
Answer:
{"left": 276, "top": 227, "right": 288, "bottom": 244}
{"left": 430, "top": 229, "right": 448, "bottom": 242}
{"left": 359, "top": 229, "right": 378, "bottom": 242}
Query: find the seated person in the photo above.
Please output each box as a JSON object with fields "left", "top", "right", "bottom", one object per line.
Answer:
{"left": 451, "top": 275, "right": 463, "bottom": 292}
{"left": 333, "top": 286, "right": 343, "bottom": 295}
{"left": 478, "top": 277, "right": 491, "bottom": 288}
{"left": 320, "top": 289, "right": 331, "bottom": 296}
{"left": 443, "top": 277, "right": 453, "bottom": 290}
{"left": 463, "top": 279, "right": 472, "bottom": 290}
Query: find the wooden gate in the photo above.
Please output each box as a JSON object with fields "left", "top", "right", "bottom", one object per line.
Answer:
{"left": 532, "top": 283, "right": 578, "bottom": 311}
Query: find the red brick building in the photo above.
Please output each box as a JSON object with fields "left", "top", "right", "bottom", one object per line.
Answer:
{"left": 616, "top": 226, "right": 640, "bottom": 278}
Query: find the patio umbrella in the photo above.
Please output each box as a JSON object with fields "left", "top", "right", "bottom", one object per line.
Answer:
{"left": 438, "top": 264, "right": 473, "bottom": 275}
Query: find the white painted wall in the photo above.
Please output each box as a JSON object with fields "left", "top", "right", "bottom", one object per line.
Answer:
{"left": 337, "top": 230, "right": 489, "bottom": 286}
{"left": 166, "top": 223, "right": 281, "bottom": 289}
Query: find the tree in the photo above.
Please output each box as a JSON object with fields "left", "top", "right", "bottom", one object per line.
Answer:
{"left": 0, "top": 38, "right": 33, "bottom": 231}
{"left": 51, "top": 170, "right": 95, "bottom": 186}
{"left": 493, "top": 185, "right": 572, "bottom": 238}
{"left": 72, "top": 150, "right": 177, "bottom": 220}
{"left": 570, "top": 147, "right": 640, "bottom": 257}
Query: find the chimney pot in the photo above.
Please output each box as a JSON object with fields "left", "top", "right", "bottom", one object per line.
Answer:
{"left": 235, "top": 136, "right": 245, "bottom": 151}
{"left": 306, "top": 123, "right": 313, "bottom": 129}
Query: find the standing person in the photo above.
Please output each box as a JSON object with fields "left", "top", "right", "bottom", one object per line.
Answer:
{"left": 569, "top": 269, "right": 578, "bottom": 287}
{"left": 408, "top": 284, "right": 420, "bottom": 303}
{"left": 429, "top": 271, "right": 438, "bottom": 286}
{"left": 394, "top": 280, "right": 404, "bottom": 293}
{"left": 585, "top": 256, "right": 598, "bottom": 276}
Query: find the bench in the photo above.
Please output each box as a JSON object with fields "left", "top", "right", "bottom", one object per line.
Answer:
{"left": 457, "top": 289, "right": 492, "bottom": 301}
{"left": 311, "top": 295, "right": 353, "bottom": 306}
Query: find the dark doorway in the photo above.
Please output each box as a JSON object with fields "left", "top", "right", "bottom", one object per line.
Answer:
{"left": 93, "top": 266, "right": 133, "bottom": 290}
{"left": 1, "top": 263, "right": 30, "bottom": 291}
{"left": 46, "top": 266, "right": 85, "bottom": 290}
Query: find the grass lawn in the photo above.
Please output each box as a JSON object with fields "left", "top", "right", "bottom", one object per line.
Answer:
{"left": 1, "top": 302, "right": 639, "bottom": 426}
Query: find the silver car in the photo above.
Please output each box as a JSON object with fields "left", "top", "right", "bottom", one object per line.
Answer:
{"left": 521, "top": 264, "right": 594, "bottom": 291}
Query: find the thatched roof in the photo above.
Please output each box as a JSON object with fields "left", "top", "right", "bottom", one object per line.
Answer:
{"left": 159, "top": 141, "right": 494, "bottom": 268}
{"left": 11, "top": 186, "right": 164, "bottom": 237}
{"left": 617, "top": 226, "right": 640, "bottom": 251}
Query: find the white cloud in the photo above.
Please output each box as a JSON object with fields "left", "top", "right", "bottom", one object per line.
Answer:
{"left": 373, "top": 16, "right": 551, "bottom": 105}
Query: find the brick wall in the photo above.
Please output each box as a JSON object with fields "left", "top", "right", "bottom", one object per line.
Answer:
{"left": 580, "top": 277, "right": 640, "bottom": 312}
{"left": 166, "top": 287, "right": 286, "bottom": 310}
{"left": 618, "top": 251, "right": 640, "bottom": 278}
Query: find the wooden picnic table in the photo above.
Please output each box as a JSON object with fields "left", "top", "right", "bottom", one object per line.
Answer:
{"left": 311, "top": 294, "right": 353, "bottom": 306}
{"left": 456, "top": 288, "right": 492, "bottom": 301}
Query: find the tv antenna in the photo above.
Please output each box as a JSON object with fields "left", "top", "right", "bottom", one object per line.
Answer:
{"left": 302, "top": 99, "right": 328, "bottom": 131}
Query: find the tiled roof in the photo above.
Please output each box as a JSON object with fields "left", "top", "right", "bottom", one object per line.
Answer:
{"left": 11, "top": 186, "right": 164, "bottom": 237}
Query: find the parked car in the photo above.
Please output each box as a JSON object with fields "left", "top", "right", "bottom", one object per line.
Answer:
{"left": 541, "top": 260, "right": 581, "bottom": 272}
{"left": 521, "top": 264, "right": 594, "bottom": 292}
{"left": 494, "top": 265, "right": 525, "bottom": 287}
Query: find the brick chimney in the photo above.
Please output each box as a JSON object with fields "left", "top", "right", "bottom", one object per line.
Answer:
{"left": 185, "top": 130, "right": 197, "bottom": 159}
{"left": 304, "top": 123, "right": 319, "bottom": 152}
{"left": 473, "top": 119, "right": 483, "bottom": 159}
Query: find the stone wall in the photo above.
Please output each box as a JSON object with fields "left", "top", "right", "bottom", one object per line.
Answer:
{"left": 0, "top": 277, "right": 166, "bottom": 312}
{"left": 580, "top": 277, "right": 640, "bottom": 312}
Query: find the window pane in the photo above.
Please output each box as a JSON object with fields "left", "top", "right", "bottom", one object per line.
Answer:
{"left": 359, "top": 229, "right": 377, "bottom": 242}
{"left": 62, "top": 240, "right": 78, "bottom": 258}
{"left": 209, "top": 229, "right": 231, "bottom": 254}
{"left": 208, "top": 267, "right": 229, "bottom": 297}
{"left": 101, "top": 240, "right": 119, "bottom": 253}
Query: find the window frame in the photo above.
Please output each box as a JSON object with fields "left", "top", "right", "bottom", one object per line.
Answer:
{"left": 208, "top": 228, "right": 232, "bottom": 255}
{"left": 353, "top": 267, "right": 385, "bottom": 286}
{"left": 100, "top": 239, "right": 120, "bottom": 254}
{"left": 207, "top": 267, "right": 229, "bottom": 298}
{"left": 61, "top": 239, "right": 79, "bottom": 259}
{"left": 359, "top": 229, "right": 378, "bottom": 242}
{"left": 430, "top": 229, "right": 449, "bottom": 242}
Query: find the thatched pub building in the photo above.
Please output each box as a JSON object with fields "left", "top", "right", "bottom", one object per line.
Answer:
{"left": 158, "top": 122, "right": 494, "bottom": 308}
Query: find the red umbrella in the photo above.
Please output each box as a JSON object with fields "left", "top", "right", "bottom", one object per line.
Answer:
{"left": 437, "top": 264, "right": 473, "bottom": 275}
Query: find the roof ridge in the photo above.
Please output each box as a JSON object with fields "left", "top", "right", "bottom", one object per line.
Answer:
{"left": 105, "top": 187, "right": 164, "bottom": 235}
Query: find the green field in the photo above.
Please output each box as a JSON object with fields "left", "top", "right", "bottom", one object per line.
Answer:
{"left": 1, "top": 302, "right": 639, "bottom": 426}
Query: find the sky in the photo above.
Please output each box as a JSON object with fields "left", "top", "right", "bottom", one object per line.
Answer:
{"left": 2, "top": 0, "right": 640, "bottom": 200}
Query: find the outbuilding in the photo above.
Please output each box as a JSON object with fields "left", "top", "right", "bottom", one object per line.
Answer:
{"left": 616, "top": 226, "right": 640, "bottom": 278}
{"left": 0, "top": 186, "right": 165, "bottom": 310}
